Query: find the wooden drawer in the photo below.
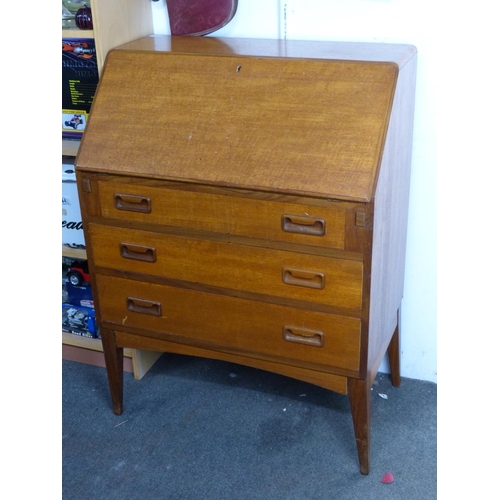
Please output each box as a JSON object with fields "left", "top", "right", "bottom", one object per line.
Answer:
{"left": 89, "top": 224, "right": 363, "bottom": 310}
{"left": 95, "top": 274, "right": 361, "bottom": 373}
{"left": 96, "top": 180, "right": 346, "bottom": 250}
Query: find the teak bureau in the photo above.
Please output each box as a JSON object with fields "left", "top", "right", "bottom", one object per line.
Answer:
{"left": 75, "top": 35, "right": 417, "bottom": 474}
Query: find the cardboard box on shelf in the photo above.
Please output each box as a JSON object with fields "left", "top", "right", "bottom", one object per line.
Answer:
{"left": 62, "top": 37, "right": 98, "bottom": 139}
{"left": 62, "top": 157, "right": 85, "bottom": 248}
{"left": 62, "top": 303, "right": 99, "bottom": 338}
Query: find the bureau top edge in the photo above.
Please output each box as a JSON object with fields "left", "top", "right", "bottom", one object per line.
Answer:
{"left": 113, "top": 35, "right": 417, "bottom": 68}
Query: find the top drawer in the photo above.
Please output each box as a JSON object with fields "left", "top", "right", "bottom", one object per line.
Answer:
{"left": 95, "top": 180, "right": 346, "bottom": 250}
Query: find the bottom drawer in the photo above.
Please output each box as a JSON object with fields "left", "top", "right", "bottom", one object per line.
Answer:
{"left": 95, "top": 275, "right": 361, "bottom": 373}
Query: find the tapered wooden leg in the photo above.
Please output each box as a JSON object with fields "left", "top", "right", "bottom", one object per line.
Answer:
{"left": 100, "top": 328, "right": 124, "bottom": 415}
{"left": 387, "top": 308, "right": 401, "bottom": 388}
{"left": 348, "top": 377, "right": 371, "bottom": 475}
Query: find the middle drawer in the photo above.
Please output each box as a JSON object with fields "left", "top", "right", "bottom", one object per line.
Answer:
{"left": 89, "top": 224, "right": 363, "bottom": 310}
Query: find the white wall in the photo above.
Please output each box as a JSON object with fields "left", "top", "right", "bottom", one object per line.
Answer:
{"left": 151, "top": 0, "right": 437, "bottom": 383}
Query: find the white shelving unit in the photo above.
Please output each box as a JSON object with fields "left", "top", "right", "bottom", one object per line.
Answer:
{"left": 62, "top": 0, "right": 161, "bottom": 379}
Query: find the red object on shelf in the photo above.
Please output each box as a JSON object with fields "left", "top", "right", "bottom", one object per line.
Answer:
{"left": 166, "top": 0, "right": 238, "bottom": 36}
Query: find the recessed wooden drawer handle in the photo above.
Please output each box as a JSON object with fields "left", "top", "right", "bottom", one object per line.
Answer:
{"left": 283, "top": 326, "right": 324, "bottom": 347}
{"left": 114, "top": 193, "right": 152, "bottom": 213}
{"left": 282, "top": 267, "right": 325, "bottom": 289}
{"left": 120, "top": 243, "right": 157, "bottom": 262}
{"left": 282, "top": 214, "right": 326, "bottom": 236}
{"left": 126, "top": 297, "right": 161, "bottom": 316}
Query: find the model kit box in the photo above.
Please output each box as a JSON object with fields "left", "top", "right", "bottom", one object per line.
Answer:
{"left": 62, "top": 303, "right": 98, "bottom": 338}
{"left": 62, "top": 38, "right": 98, "bottom": 139}
{"left": 62, "top": 156, "right": 85, "bottom": 248}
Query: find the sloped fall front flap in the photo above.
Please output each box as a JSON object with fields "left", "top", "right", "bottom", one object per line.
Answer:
{"left": 76, "top": 36, "right": 408, "bottom": 202}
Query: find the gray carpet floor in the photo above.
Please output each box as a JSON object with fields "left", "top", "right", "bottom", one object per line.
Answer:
{"left": 62, "top": 354, "right": 436, "bottom": 499}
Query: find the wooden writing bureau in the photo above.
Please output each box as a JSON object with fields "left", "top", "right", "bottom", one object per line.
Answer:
{"left": 75, "top": 35, "right": 417, "bottom": 474}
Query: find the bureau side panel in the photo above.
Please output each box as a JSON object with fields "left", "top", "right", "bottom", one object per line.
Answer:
{"left": 367, "top": 53, "right": 417, "bottom": 379}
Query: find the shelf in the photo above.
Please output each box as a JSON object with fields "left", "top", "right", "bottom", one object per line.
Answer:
{"left": 62, "top": 29, "right": 94, "bottom": 39}
{"left": 62, "top": 331, "right": 131, "bottom": 356}
{"left": 62, "top": 139, "right": 81, "bottom": 157}
{"left": 62, "top": 245, "right": 87, "bottom": 260}
{"left": 62, "top": 331, "right": 102, "bottom": 352}
{"left": 62, "top": 0, "right": 157, "bottom": 381}
{"left": 62, "top": 331, "right": 162, "bottom": 380}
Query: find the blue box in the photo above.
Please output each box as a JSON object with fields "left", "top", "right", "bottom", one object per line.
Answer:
{"left": 65, "top": 280, "right": 94, "bottom": 308}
